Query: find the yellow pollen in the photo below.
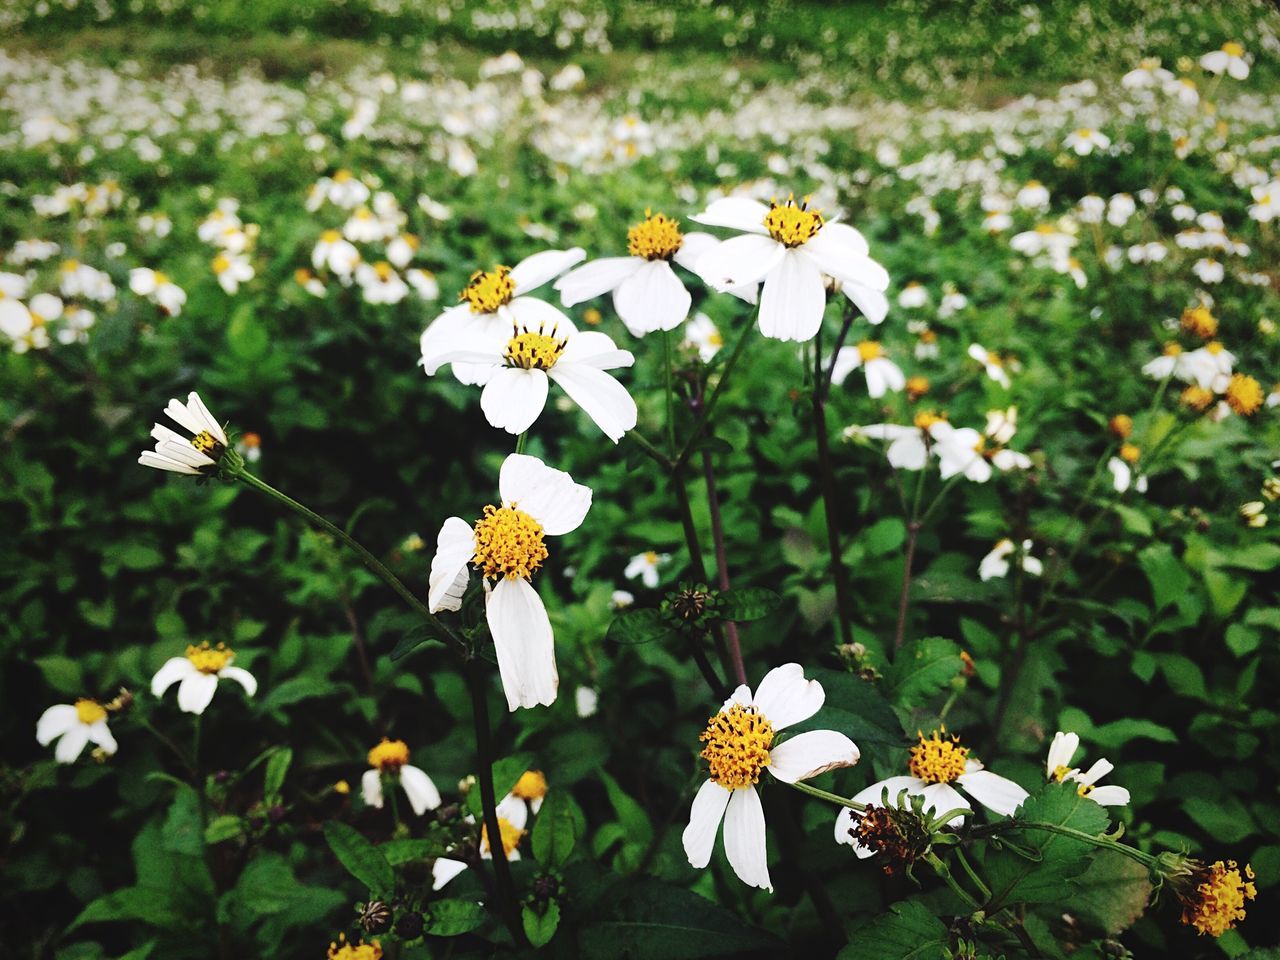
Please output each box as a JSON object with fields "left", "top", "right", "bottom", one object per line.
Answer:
{"left": 332, "top": 169, "right": 353, "bottom": 183}
{"left": 1119, "top": 443, "right": 1141, "bottom": 464}
{"left": 919, "top": 329, "right": 937, "bottom": 343}
{"left": 482, "top": 816, "right": 525, "bottom": 858}
{"left": 1034, "top": 223, "right": 1056, "bottom": 234}
{"left": 1163, "top": 342, "right": 1183, "bottom": 356}
{"left": 643, "top": 550, "right": 659, "bottom": 564}
{"left": 1183, "top": 860, "right": 1255, "bottom": 937}
{"left": 907, "top": 729, "right": 969, "bottom": 784}
{"left": 699, "top": 704, "right": 774, "bottom": 789}
{"left": 512, "top": 770, "right": 548, "bottom": 800}
{"left": 1076, "top": 127, "right": 1093, "bottom": 138}
{"left": 763, "top": 195, "right": 824, "bottom": 247}
{"left": 1181, "top": 385, "right": 1215, "bottom": 411}
{"left": 472, "top": 504, "right": 547, "bottom": 580}
{"left": 328, "top": 933, "right": 381, "bottom": 960}
{"left": 857, "top": 341, "right": 884, "bottom": 361}
{"left": 1109, "top": 414, "right": 1134, "bottom": 439}
{"left": 373, "top": 261, "right": 393, "bottom": 281}
{"left": 627, "top": 211, "right": 684, "bottom": 260}
{"left": 240, "top": 432, "right": 261, "bottom": 449}
{"left": 1051, "top": 764, "right": 1072, "bottom": 783}
{"left": 906, "top": 376, "right": 930, "bottom": 399}
{"left": 75, "top": 699, "right": 107, "bottom": 724}
{"left": 1206, "top": 341, "right": 1225, "bottom": 355}
{"left": 583, "top": 307, "right": 602, "bottom": 326}
{"left": 1225, "top": 374, "right": 1263, "bottom": 416}
{"left": 914, "top": 410, "right": 946, "bottom": 430}
{"left": 1140, "top": 57, "right": 1160, "bottom": 70}
{"left": 1222, "top": 42, "right": 1244, "bottom": 57}
{"left": 1077, "top": 783, "right": 1094, "bottom": 797}
{"left": 185, "top": 641, "right": 234, "bottom": 674}
{"left": 505, "top": 328, "right": 567, "bottom": 371}
{"left": 354, "top": 208, "right": 372, "bottom": 221}
{"left": 367, "top": 738, "right": 411, "bottom": 771}
{"left": 61, "top": 259, "right": 80, "bottom": 272}
{"left": 212, "top": 253, "right": 231, "bottom": 274}
{"left": 1181, "top": 306, "right": 1218, "bottom": 339}
{"left": 153, "top": 271, "right": 170, "bottom": 286}
{"left": 460, "top": 266, "right": 515, "bottom": 313}
{"left": 191, "top": 430, "right": 224, "bottom": 458}
{"left": 321, "top": 229, "right": 342, "bottom": 243}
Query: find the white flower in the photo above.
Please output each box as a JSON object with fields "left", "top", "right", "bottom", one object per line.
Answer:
{"left": 1192, "top": 258, "right": 1224, "bottom": 284}
{"left": 984, "top": 407, "right": 1018, "bottom": 446}
{"left": 37, "top": 698, "right": 118, "bottom": 763}
{"left": 420, "top": 247, "right": 583, "bottom": 386}
{"left": 138, "top": 391, "right": 229, "bottom": 475}
{"left": 555, "top": 212, "right": 736, "bottom": 336}
{"left": 968, "top": 343, "right": 1011, "bottom": 389}
{"left": 1248, "top": 182, "right": 1278, "bottom": 223}
{"left": 129, "top": 268, "right": 187, "bottom": 316}
{"left": 1200, "top": 42, "right": 1249, "bottom": 80}
{"left": 428, "top": 454, "right": 591, "bottom": 710}
{"left": 325, "top": 170, "right": 371, "bottom": 209}
{"left": 1063, "top": 128, "right": 1111, "bottom": 156}
{"left": 979, "top": 539, "right": 1043, "bottom": 581}
{"left": 362, "top": 739, "right": 443, "bottom": 816}
{"left": 847, "top": 422, "right": 929, "bottom": 471}
{"left": 432, "top": 793, "right": 527, "bottom": 889}
{"left": 151, "top": 642, "right": 257, "bottom": 713}
{"left": 311, "top": 230, "right": 360, "bottom": 276}
{"left": 937, "top": 287, "right": 968, "bottom": 318}
{"left": 1045, "top": 732, "right": 1130, "bottom": 806}
{"left": 929, "top": 421, "right": 992, "bottom": 483}
{"left": 212, "top": 252, "right": 254, "bottom": 295}
{"left": 624, "top": 550, "right": 669, "bottom": 588}
{"left": 1078, "top": 195, "right": 1105, "bottom": 224}
{"left": 1181, "top": 343, "right": 1234, "bottom": 390}
{"left": 836, "top": 729, "right": 1028, "bottom": 856}
{"left": 1107, "top": 193, "right": 1136, "bottom": 227}
{"left": 387, "top": 234, "right": 419, "bottom": 269}
{"left": 683, "top": 663, "right": 860, "bottom": 891}
{"left": 406, "top": 268, "right": 440, "bottom": 301}
{"left": 897, "top": 282, "right": 929, "bottom": 309}
{"left": 1010, "top": 225, "right": 1077, "bottom": 259}
{"left": 829, "top": 341, "right": 905, "bottom": 398}
{"left": 691, "top": 196, "right": 890, "bottom": 342}
{"left": 1015, "top": 181, "right": 1050, "bottom": 211}
{"left": 1108, "top": 456, "right": 1149, "bottom": 494}
{"left": 355, "top": 262, "right": 409, "bottom": 305}
{"left": 1121, "top": 58, "right": 1173, "bottom": 88}
{"left": 575, "top": 686, "right": 600, "bottom": 717}
{"left": 682, "top": 312, "right": 723, "bottom": 361}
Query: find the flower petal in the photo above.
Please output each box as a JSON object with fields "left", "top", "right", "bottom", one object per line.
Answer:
{"left": 481, "top": 368, "right": 549, "bottom": 435}
{"left": 690, "top": 197, "right": 771, "bottom": 234}
{"left": 432, "top": 858, "right": 469, "bottom": 890}
{"left": 506, "top": 296, "right": 575, "bottom": 334}
{"left": 486, "top": 577, "right": 558, "bottom": 711}
{"left": 499, "top": 454, "right": 592, "bottom": 535}
{"left": 696, "top": 234, "right": 785, "bottom": 291}
{"left": 767, "top": 730, "right": 860, "bottom": 783}
{"left": 399, "top": 764, "right": 443, "bottom": 815}
{"left": 672, "top": 231, "right": 719, "bottom": 272}
{"left": 850, "top": 776, "right": 925, "bottom": 809}
{"left": 1046, "top": 732, "right": 1079, "bottom": 778}
{"left": 54, "top": 724, "right": 91, "bottom": 763}
{"left": 548, "top": 364, "right": 638, "bottom": 443}
{"left": 86, "top": 720, "right": 117, "bottom": 755}
{"left": 429, "top": 516, "right": 476, "bottom": 612}
{"left": 138, "top": 451, "right": 202, "bottom": 475}
{"left": 613, "top": 259, "right": 690, "bottom": 334}
{"left": 956, "top": 770, "right": 1028, "bottom": 816}
{"left": 362, "top": 768, "right": 384, "bottom": 808}
{"left": 841, "top": 283, "right": 889, "bottom": 325}
{"left": 808, "top": 222, "right": 870, "bottom": 259}
{"left": 559, "top": 331, "right": 634, "bottom": 371}
{"left": 152, "top": 657, "right": 196, "bottom": 696}
{"left": 185, "top": 391, "right": 227, "bottom": 446}
{"left": 176, "top": 671, "right": 219, "bottom": 714}
{"left": 682, "top": 779, "right": 731, "bottom": 868}
{"left": 919, "top": 782, "right": 973, "bottom": 825}
{"left": 511, "top": 247, "right": 586, "bottom": 294}
{"left": 218, "top": 666, "right": 257, "bottom": 698}
{"left": 750, "top": 663, "right": 824, "bottom": 730}
{"left": 758, "top": 250, "right": 825, "bottom": 342}
{"left": 36, "top": 704, "right": 78, "bottom": 745}
{"left": 497, "top": 791, "right": 529, "bottom": 830}
{"left": 1086, "top": 785, "right": 1131, "bottom": 806}
{"left": 554, "top": 257, "right": 641, "bottom": 306}
{"left": 723, "top": 786, "right": 772, "bottom": 891}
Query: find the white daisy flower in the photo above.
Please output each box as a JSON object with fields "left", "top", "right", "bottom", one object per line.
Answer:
{"left": 432, "top": 792, "right": 527, "bottom": 889}
{"left": 575, "top": 686, "right": 600, "bottom": 718}
{"left": 325, "top": 170, "right": 371, "bottom": 209}
{"left": 829, "top": 341, "right": 905, "bottom": 398}
{"left": 968, "top": 343, "right": 1011, "bottom": 388}
{"left": 1015, "top": 181, "right": 1050, "bottom": 211}
{"left": 362, "top": 739, "right": 443, "bottom": 817}
{"left": 311, "top": 230, "right": 361, "bottom": 277}
{"left": 355, "top": 262, "right": 409, "bottom": 305}
{"left": 138, "top": 391, "right": 230, "bottom": 476}
{"left": 1121, "top": 58, "right": 1173, "bottom": 88}
{"left": 37, "top": 698, "right": 118, "bottom": 763}
{"left": 897, "top": 282, "right": 929, "bottom": 309}
{"left": 845, "top": 420, "right": 930, "bottom": 471}
{"left": 1045, "top": 732, "right": 1130, "bottom": 806}
{"left": 835, "top": 728, "right": 1028, "bottom": 857}
{"left": 928, "top": 421, "right": 992, "bottom": 483}
{"left": 212, "top": 252, "right": 254, "bottom": 295}
{"left": 1200, "top": 42, "right": 1249, "bottom": 80}
{"left": 151, "top": 642, "right": 257, "bottom": 714}
{"left": 682, "top": 311, "right": 724, "bottom": 361}
{"left": 979, "top": 539, "right": 1042, "bottom": 581}
{"left": 386, "top": 234, "right": 420, "bottom": 269}
{"left": 129, "top": 268, "right": 187, "bottom": 316}
{"left": 691, "top": 195, "right": 890, "bottom": 342}
{"left": 683, "top": 663, "right": 861, "bottom": 891}
{"left": 1192, "top": 258, "right": 1224, "bottom": 284}
{"left": 406, "top": 268, "right": 440, "bottom": 301}
{"left": 984, "top": 407, "right": 1018, "bottom": 446}
{"left": 1063, "top": 128, "right": 1111, "bottom": 156}
{"left": 1181, "top": 343, "right": 1235, "bottom": 390}
{"left": 420, "top": 247, "right": 584, "bottom": 386}
{"left": 1108, "top": 454, "right": 1149, "bottom": 494}
{"left": 428, "top": 454, "right": 591, "bottom": 710}
{"left": 624, "top": 550, "right": 669, "bottom": 588}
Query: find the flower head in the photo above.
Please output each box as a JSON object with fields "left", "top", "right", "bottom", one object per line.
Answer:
{"left": 1044, "top": 732, "right": 1130, "bottom": 806}
{"left": 37, "top": 698, "right": 118, "bottom": 763}
{"left": 361, "top": 738, "right": 441, "bottom": 816}
{"left": 138, "top": 391, "right": 233, "bottom": 477}
{"left": 151, "top": 642, "right": 257, "bottom": 714}
{"left": 328, "top": 934, "right": 381, "bottom": 960}
{"left": 1176, "top": 860, "right": 1256, "bottom": 936}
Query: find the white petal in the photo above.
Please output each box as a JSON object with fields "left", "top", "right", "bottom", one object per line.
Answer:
{"left": 499, "top": 454, "right": 592, "bottom": 535}
{"left": 548, "top": 364, "right": 638, "bottom": 443}
{"left": 767, "top": 730, "right": 860, "bottom": 783}
{"left": 163, "top": 396, "right": 206, "bottom": 437}
{"left": 420, "top": 304, "right": 487, "bottom": 375}
{"left": 751, "top": 663, "right": 824, "bottom": 730}
{"left": 432, "top": 858, "right": 470, "bottom": 890}
{"left": 833, "top": 806, "right": 859, "bottom": 848}
{"left": 36, "top": 704, "right": 78, "bottom": 745}
{"left": 722, "top": 684, "right": 753, "bottom": 711}
{"left": 1077, "top": 758, "right": 1114, "bottom": 786}
{"left": 362, "top": 768, "right": 385, "bottom": 808}
{"left": 138, "top": 452, "right": 201, "bottom": 475}
{"left": 429, "top": 517, "right": 476, "bottom": 612}
{"left": 696, "top": 234, "right": 785, "bottom": 291}
{"left": 399, "top": 765, "right": 443, "bottom": 814}
{"left": 690, "top": 197, "right": 771, "bottom": 234}
{"left": 827, "top": 347, "right": 862, "bottom": 387}
{"left": 558, "top": 331, "right": 634, "bottom": 370}
{"left": 176, "top": 672, "right": 219, "bottom": 714}
{"left": 887, "top": 436, "right": 928, "bottom": 471}
{"left": 86, "top": 720, "right": 117, "bottom": 755}
{"left": 758, "top": 250, "right": 825, "bottom": 343}
{"left": 613, "top": 259, "right": 690, "bottom": 334}
{"left": 506, "top": 296, "right": 574, "bottom": 333}
{"left": 841, "top": 283, "right": 890, "bottom": 325}
{"left": 480, "top": 368, "right": 549, "bottom": 435}
{"left": 850, "top": 776, "right": 924, "bottom": 809}
{"left": 808, "top": 222, "right": 870, "bottom": 258}
{"left": 486, "top": 577, "right": 558, "bottom": 711}
{"left": 497, "top": 792, "right": 529, "bottom": 830}
{"left": 956, "top": 770, "right": 1028, "bottom": 816}
{"left": 152, "top": 657, "right": 197, "bottom": 696}
{"left": 672, "top": 231, "right": 719, "bottom": 272}
{"left": 723, "top": 786, "right": 772, "bottom": 891}
{"left": 54, "top": 724, "right": 91, "bottom": 763}
{"left": 682, "top": 779, "right": 731, "bottom": 868}
{"left": 1046, "top": 732, "right": 1079, "bottom": 778}
{"left": 919, "top": 782, "right": 973, "bottom": 825}
{"left": 554, "top": 257, "right": 642, "bottom": 305}
{"left": 218, "top": 666, "right": 257, "bottom": 697}
{"left": 1087, "top": 785, "right": 1130, "bottom": 806}
{"left": 186, "top": 392, "right": 227, "bottom": 445}
{"left": 510, "top": 247, "right": 585, "bottom": 294}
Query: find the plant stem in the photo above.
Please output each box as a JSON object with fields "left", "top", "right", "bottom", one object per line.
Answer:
{"left": 662, "top": 328, "right": 677, "bottom": 455}
{"left": 811, "top": 329, "right": 855, "bottom": 648}
{"left": 674, "top": 310, "right": 755, "bottom": 469}
{"left": 787, "top": 779, "right": 865, "bottom": 812}
{"left": 926, "top": 852, "right": 982, "bottom": 910}
{"left": 700, "top": 447, "right": 747, "bottom": 687}
{"left": 627, "top": 429, "right": 674, "bottom": 471}
{"left": 954, "top": 846, "right": 992, "bottom": 902}
{"left": 515, "top": 431, "right": 527, "bottom": 455}
{"left": 893, "top": 469, "right": 928, "bottom": 651}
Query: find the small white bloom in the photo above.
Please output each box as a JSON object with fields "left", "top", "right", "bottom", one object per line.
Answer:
{"left": 151, "top": 643, "right": 257, "bottom": 714}
{"left": 979, "top": 539, "right": 1043, "bottom": 581}
{"left": 968, "top": 343, "right": 1011, "bottom": 389}
{"left": 829, "top": 341, "right": 905, "bottom": 398}
{"left": 624, "top": 551, "right": 669, "bottom": 588}
{"left": 433, "top": 793, "right": 527, "bottom": 889}
{"left": 1200, "top": 42, "right": 1249, "bottom": 80}
{"left": 129, "top": 268, "right": 186, "bottom": 316}
{"left": 929, "top": 421, "right": 992, "bottom": 482}
{"left": 138, "top": 391, "right": 229, "bottom": 476}
{"left": 1045, "top": 732, "right": 1130, "bottom": 806}
{"left": 37, "top": 698, "right": 118, "bottom": 763}
{"left": 1063, "top": 128, "right": 1111, "bottom": 156}
{"left": 362, "top": 739, "right": 443, "bottom": 817}
{"left": 682, "top": 312, "right": 723, "bottom": 362}
{"left": 897, "top": 282, "right": 929, "bottom": 308}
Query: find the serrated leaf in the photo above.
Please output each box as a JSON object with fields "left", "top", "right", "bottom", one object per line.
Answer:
{"left": 425, "top": 898, "right": 487, "bottom": 936}
{"left": 533, "top": 791, "right": 577, "bottom": 868}
{"left": 883, "top": 637, "right": 963, "bottom": 709}
{"left": 523, "top": 900, "right": 561, "bottom": 948}
{"left": 1062, "top": 849, "right": 1153, "bottom": 936}
{"left": 837, "top": 899, "right": 949, "bottom": 960}
{"left": 605, "top": 608, "right": 671, "bottom": 645}
{"left": 390, "top": 621, "right": 448, "bottom": 661}
{"left": 379, "top": 837, "right": 450, "bottom": 864}
{"left": 716, "top": 587, "right": 781, "bottom": 622}
{"left": 323, "top": 821, "right": 394, "bottom": 899}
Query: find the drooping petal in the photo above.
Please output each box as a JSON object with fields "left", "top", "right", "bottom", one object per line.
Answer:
{"left": 1046, "top": 732, "right": 1079, "bottom": 778}
{"left": 362, "top": 768, "right": 384, "bottom": 809}
{"left": 956, "top": 770, "right": 1028, "bottom": 816}
{"left": 399, "top": 764, "right": 443, "bottom": 814}
{"left": 499, "top": 454, "right": 592, "bottom": 535}
{"left": 548, "top": 364, "right": 638, "bottom": 443}
{"left": 1077, "top": 758, "right": 1114, "bottom": 785}
{"left": 432, "top": 858, "right": 470, "bottom": 890}
{"left": 218, "top": 666, "right": 258, "bottom": 697}
{"left": 480, "top": 368, "right": 549, "bottom": 435}
{"left": 429, "top": 517, "right": 476, "bottom": 612}
{"left": 554, "top": 257, "right": 642, "bottom": 306}
{"left": 690, "top": 197, "right": 772, "bottom": 234}
{"left": 695, "top": 234, "right": 785, "bottom": 292}
{"left": 841, "top": 283, "right": 889, "bottom": 325}
{"left": 750, "top": 663, "right": 824, "bottom": 730}
{"left": 723, "top": 786, "right": 772, "bottom": 891}
{"left": 138, "top": 451, "right": 202, "bottom": 475}
{"left": 151, "top": 657, "right": 196, "bottom": 696}
{"left": 486, "top": 577, "right": 558, "bottom": 711}
{"left": 86, "top": 721, "right": 117, "bottom": 755}
{"left": 919, "top": 782, "right": 973, "bottom": 825}
{"left": 36, "top": 704, "right": 79, "bottom": 745}
{"left": 1086, "top": 785, "right": 1131, "bottom": 806}
{"left": 613, "top": 259, "right": 691, "bottom": 334}
{"left": 510, "top": 247, "right": 586, "bottom": 294}
{"left": 54, "top": 724, "right": 91, "bottom": 763}
{"left": 767, "top": 730, "right": 860, "bottom": 783}
{"left": 682, "top": 779, "right": 731, "bottom": 868}
{"left": 558, "top": 331, "right": 634, "bottom": 371}
{"left": 176, "top": 672, "right": 219, "bottom": 714}
{"left": 758, "top": 250, "right": 825, "bottom": 342}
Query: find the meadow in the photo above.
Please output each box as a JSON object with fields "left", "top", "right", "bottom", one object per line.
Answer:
{"left": 2, "top": 1, "right": 1279, "bottom": 958}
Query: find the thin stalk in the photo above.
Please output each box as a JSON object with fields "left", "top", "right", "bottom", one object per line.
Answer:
{"left": 954, "top": 846, "right": 992, "bottom": 903}
{"left": 787, "top": 779, "right": 865, "bottom": 812}
{"left": 925, "top": 853, "right": 982, "bottom": 911}
{"left": 820, "top": 304, "right": 859, "bottom": 398}
{"left": 674, "top": 310, "right": 755, "bottom": 468}
{"left": 515, "top": 431, "right": 527, "bottom": 455}
{"left": 684, "top": 631, "right": 728, "bottom": 698}
{"left": 976, "top": 819, "right": 1157, "bottom": 869}
{"left": 628, "top": 429, "right": 673, "bottom": 471}
{"left": 662, "top": 328, "right": 677, "bottom": 455}
{"left": 701, "top": 447, "right": 746, "bottom": 687}
{"left": 139, "top": 717, "right": 197, "bottom": 775}
{"left": 811, "top": 329, "right": 855, "bottom": 648}
{"left": 893, "top": 469, "right": 928, "bottom": 651}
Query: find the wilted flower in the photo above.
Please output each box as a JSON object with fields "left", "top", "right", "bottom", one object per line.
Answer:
{"left": 1172, "top": 858, "right": 1256, "bottom": 937}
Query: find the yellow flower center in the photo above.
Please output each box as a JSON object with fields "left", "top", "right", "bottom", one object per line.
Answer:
{"left": 153, "top": 271, "right": 170, "bottom": 286}
{"left": 472, "top": 504, "right": 547, "bottom": 580}
{"left": 373, "top": 261, "right": 393, "bottom": 281}
{"left": 75, "top": 699, "right": 107, "bottom": 724}
{"left": 763, "top": 195, "right": 824, "bottom": 247}
{"left": 1182, "top": 860, "right": 1255, "bottom": 937}
{"left": 1034, "top": 223, "right": 1056, "bottom": 234}
{"left": 1181, "top": 306, "right": 1218, "bottom": 339}
{"left": 513, "top": 769, "right": 549, "bottom": 800}
{"left": 186, "top": 642, "right": 234, "bottom": 673}
{"left": 481, "top": 816, "right": 526, "bottom": 858}
{"left": 907, "top": 729, "right": 969, "bottom": 784}
{"left": 1077, "top": 783, "right": 1095, "bottom": 798}
{"left": 212, "top": 254, "right": 231, "bottom": 274}
{"left": 914, "top": 410, "right": 946, "bottom": 430}
{"left": 1225, "top": 374, "right": 1263, "bottom": 416}
{"left": 333, "top": 169, "right": 354, "bottom": 183}
{"left": 505, "top": 329, "right": 567, "bottom": 371}
{"left": 1119, "top": 443, "right": 1141, "bottom": 464}
{"left": 857, "top": 341, "right": 883, "bottom": 361}
{"left": 328, "top": 934, "right": 381, "bottom": 960}
{"left": 699, "top": 704, "right": 774, "bottom": 790}
{"left": 1163, "top": 342, "right": 1183, "bottom": 356}
{"left": 627, "top": 211, "right": 684, "bottom": 260}
{"left": 460, "top": 266, "right": 515, "bottom": 313}
{"left": 1076, "top": 127, "right": 1093, "bottom": 138}
{"left": 906, "top": 376, "right": 930, "bottom": 399}
{"left": 1222, "top": 42, "right": 1244, "bottom": 57}
{"left": 1205, "top": 341, "right": 1225, "bottom": 355}
{"left": 367, "top": 738, "right": 411, "bottom": 771}
{"left": 644, "top": 550, "right": 660, "bottom": 564}
{"left": 191, "top": 430, "right": 225, "bottom": 459}
{"left": 1182, "top": 385, "right": 1215, "bottom": 411}
{"left": 1109, "top": 414, "right": 1134, "bottom": 439}
{"left": 61, "top": 258, "right": 80, "bottom": 272}
{"left": 1051, "top": 764, "right": 1072, "bottom": 783}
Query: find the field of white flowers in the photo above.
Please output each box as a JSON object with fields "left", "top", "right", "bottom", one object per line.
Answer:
{"left": 3, "top": 2, "right": 1279, "bottom": 958}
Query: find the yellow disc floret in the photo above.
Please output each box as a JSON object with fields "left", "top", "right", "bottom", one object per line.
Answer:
{"left": 907, "top": 729, "right": 969, "bottom": 784}
{"left": 763, "top": 195, "right": 824, "bottom": 247}
{"left": 186, "top": 641, "right": 233, "bottom": 673}
{"left": 460, "top": 266, "right": 515, "bottom": 313}
{"left": 699, "top": 704, "right": 774, "bottom": 790}
{"left": 1181, "top": 860, "right": 1256, "bottom": 937}
{"left": 1181, "top": 305, "right": 1218, "bottom": 339}
{"left": 914, "top": 410, "right": 946, "bottom": 430}
{"left": 627, "top": 211, "right": 684, "bottom": 260}
{"left": 1225, "top": 374, "right": 1263, "bottom": 416}
{"left": 857, "top": 341, "right": 884, "bottom": 361}
{"left": 513, "top": 769, "right": 548, "bottom": 801}
{"left": 1119, "top": 443, "right": 1141, "bottom": 464}
{"left": 1181, "top": 385, "right": 1215, "bottom": 411}
{"left": 367, "top": 738, "right": 411, "bottom": 771}
{"left": 328, "top": 933, "right": 382, "bottom": 960}
{"left": 75, "top": 699, "right": 107, "bottom": 725}
{"left": 1222, "top": 42, "right": 1245, "bottom": 58}
{"left": 505, "top": 328, "right": 567, "bottom": 371}
{"left": 482, "top": 816, "right": 526, "bottom": 858}
{"left": 472, "top": 505, "right": 547, "bottom": 580}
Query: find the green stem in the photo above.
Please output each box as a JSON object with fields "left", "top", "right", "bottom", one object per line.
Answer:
{"left": 893, "top": 468, "right": 930, "bottom": 652}
{"left": 675, "top": 308, "right": 755, "bottom": 469}
{"left": 812, "top": 328, "right": 855, "bottom": 649}
{"left": 662, "top": 328, "right": 677, "bottom": 455}
{"left": 139, "top": 717, "right": 197, "bottom": 775}
{"left": 976, "top": 819, "right": 1157, "bottom": 869}
{"left": 925, "top": 852, "right": 982, "bottom": 911}
{"left": 515, "top": 431, "right": 527, "bottom": 455}
{"left": 954, "top": 846, "right": 992, "bottom": 902}
{"left": 628, "top": 429, "right": 673, "bottom": 471}
{"left": 787, "top": 779, "right": 865, "bottom": 812}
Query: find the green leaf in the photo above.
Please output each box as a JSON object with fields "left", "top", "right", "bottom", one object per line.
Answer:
{"left": 883, "top": 637, "right": 963, "bottom": 709}
{"left": 1061, "top": 849, "right": 1153, "bottom": 936}
{"left": 1112, "top": 503, "right": 1153, "bottom": 537}
{"left": 424, "top": 898, "right": 487, "bottom": 936}
{"left": 323, "top": 821, "right": 395, "bottom": 898}
{"left": 390, "top": 621, "right": 448, "bottom": 661}
{"left": 162, "top": 786, "right": 205, "bottom": 857}
{"left": 491, "top": 753, "right": 535, "bottom": 800}
{"left": 716, "top": 587, "right": 781, "bottom": 621}
{"left": 379, "top": 837, "right": 449, "bottom": 864}
{"left": 70, "top": 887, "right": 188, "bottom": 932}
{"left": 263, "top": 747, "right": 292, "bottom": 799}
{"left": 532, "top": 792, "right": 577, "bottom": 868}
{"left": 34, "top": 655, "right": 84, "bottom": 696}
{"left": 837, "top": 899, "right": 949, "bottom": 960}
{"left": 226, "top": 302, "right": 269, "bottom": 360}
{"left": 1138, "top": 543, "right": 1191, "bottom": 612}
{"left": 1181, "top": 795, "right": 1259, "bottom": 844}
{"left": 204, "top": 815, "right": 245, "bottom": 845}
{"left": 523, "top": 900, "right": 561, "bottom": 948}
{"left": 606, "top": 608, "right": 671, "bottom": 645}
